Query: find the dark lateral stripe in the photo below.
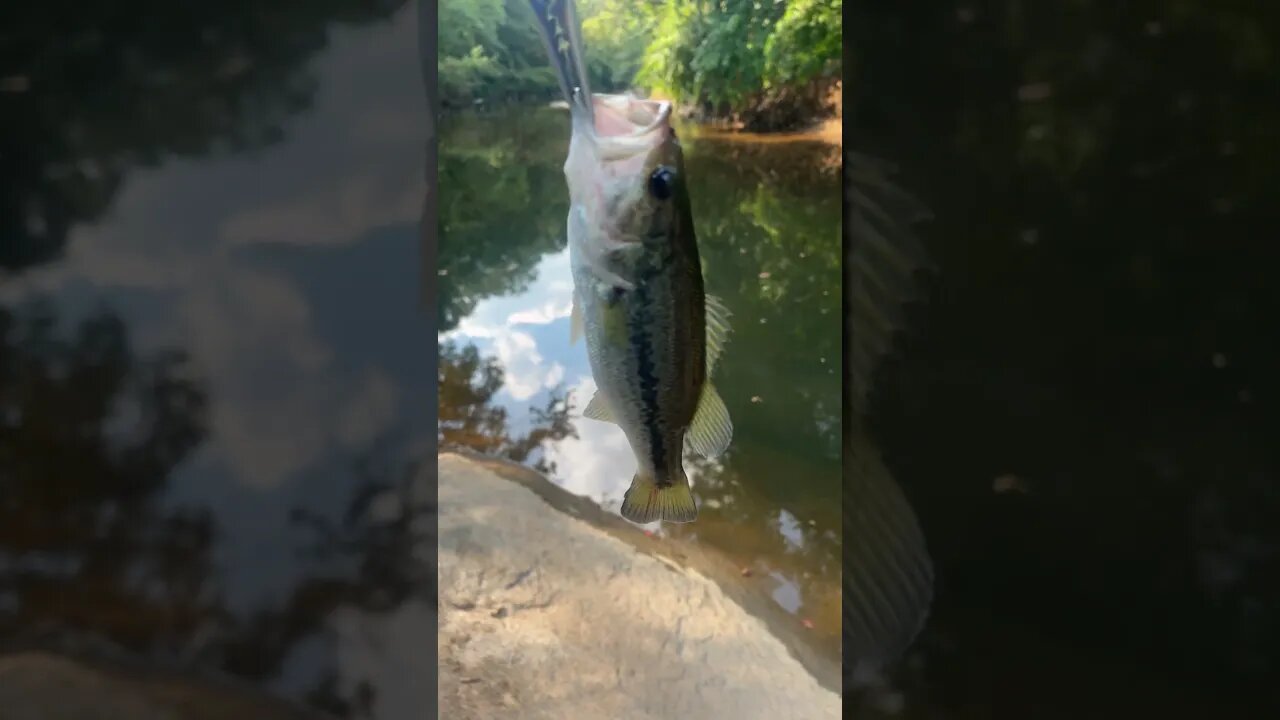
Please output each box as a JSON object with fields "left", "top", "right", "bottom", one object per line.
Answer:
{"left": 630, "top": 284, "right": 665, "bottom": 483}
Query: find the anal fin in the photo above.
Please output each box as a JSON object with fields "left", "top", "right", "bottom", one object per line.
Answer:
{"left": 685, "top": 383, "right": 733, "bottom": 459}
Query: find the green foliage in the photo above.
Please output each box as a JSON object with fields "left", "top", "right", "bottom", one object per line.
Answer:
{"left": 580, "top": 0, "right": 660, "bottom": 91}
{"left": 764, "top": 0, "right": 842, "bottom": 87}
{"left": 631, "top": 0, "right": 841, "bottom": 123}
{"left": 438, "top": 47, "right": 502, "bottom": 104}
{"left": 437, "top": 0, "right": 842, "bottom": 126}
{"left": 438, "top": 0, "right": 636, "bottom": 106}
{"left": 438, "top": 0, "right": 549, "bottom": 105}
{"left": 438, "top": 0, "right": 504, "bottom": 58}
{"left": 637, "top": 0, "right": 786, "bottom": 107}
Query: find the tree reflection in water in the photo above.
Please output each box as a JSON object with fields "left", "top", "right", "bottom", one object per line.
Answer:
{"left": 437, "top": 340, "right": 577, "bottom": 472}
{"left": 0, "top": 302, "right": 577, "bottom": 715}
{"left": 0, "top": 302, "right": 215, "bottom": 652}
{"left": 0, "top": 0, "right": 405, "bottom": 275}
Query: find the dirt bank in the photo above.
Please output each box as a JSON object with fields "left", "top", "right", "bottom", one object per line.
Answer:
{"left": 437, "top": 452, "right": 842, "bottom": 720}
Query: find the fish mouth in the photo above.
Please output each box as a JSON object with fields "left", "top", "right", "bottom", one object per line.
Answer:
{"left": 593, "top": 94, "right": 672, "bottom": 139}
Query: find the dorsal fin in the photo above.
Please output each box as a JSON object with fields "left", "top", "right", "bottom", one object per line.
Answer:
{"left": 705, "top": 293, "right": 731, "bottom": 378}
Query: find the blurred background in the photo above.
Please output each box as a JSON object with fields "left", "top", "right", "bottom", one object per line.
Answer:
{"left": 852, "top": 1, "right": 1280, "bottom": 717}
{"left": 1, "top": 1, "right": 435, "bottom": 717}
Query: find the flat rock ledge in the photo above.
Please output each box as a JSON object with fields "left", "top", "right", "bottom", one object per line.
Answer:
{"left": 438, "top": 452, "right": 842, "bottom": 720}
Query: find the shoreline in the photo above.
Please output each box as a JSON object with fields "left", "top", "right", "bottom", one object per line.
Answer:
{"left": 685, "top": 117, "right": 841, "bottom": 146}
{"left": 441, "top": 100, "right": 840, "bottom": 144}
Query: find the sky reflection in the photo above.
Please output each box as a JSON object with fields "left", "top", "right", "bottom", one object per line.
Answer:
{"left": 1, "top": 4, "right": 434, "bottom": 715}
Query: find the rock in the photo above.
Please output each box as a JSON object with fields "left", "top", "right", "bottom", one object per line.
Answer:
{"left": 437, "top": 452, "right": 841, "bottom": 720}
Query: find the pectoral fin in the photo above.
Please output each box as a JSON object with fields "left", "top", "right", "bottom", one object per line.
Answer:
{"left": 685, "top": 383, "right": 733, "bottom": 459}
{"left": 582, "top": 391, "right": 615, "bottom": 423}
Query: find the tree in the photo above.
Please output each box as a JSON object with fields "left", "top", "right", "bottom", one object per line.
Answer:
{"left": 435, "top": 0, "right": 842, "bottom": 129}
{"left": 0, "top": 303, "right": 215, "bottom": 651}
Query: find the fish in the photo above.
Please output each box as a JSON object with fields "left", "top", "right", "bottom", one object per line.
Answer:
{"left": 528, "top": 0, "right": 733, "bottom": 524}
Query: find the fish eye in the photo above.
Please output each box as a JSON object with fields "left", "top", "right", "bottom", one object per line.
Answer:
{"left": 649, "top": 166, "right": 675, "bottom": 200}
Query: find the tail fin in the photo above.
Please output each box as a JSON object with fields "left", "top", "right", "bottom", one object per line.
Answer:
{"left": 620, "top": 472, "right": 697, "bottom": 524}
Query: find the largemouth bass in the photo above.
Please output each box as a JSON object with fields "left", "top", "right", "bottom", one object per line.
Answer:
{"left": 529, "top": 0, "right": 733, "bottom": 523}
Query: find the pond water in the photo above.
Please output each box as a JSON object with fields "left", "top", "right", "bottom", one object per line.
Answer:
{"left": 1, "top": 3, "right": 434, "bottom": 717}
{"left": 437, "top": 106, "right": 844, "bottom": 659}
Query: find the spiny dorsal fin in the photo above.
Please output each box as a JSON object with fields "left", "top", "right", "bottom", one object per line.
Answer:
{"left": 582, "top": 391, "right": 614, "bottom": 423}
{"left": 685, "top": 383, "right": 732, "bottom": 459}
{"left": 705, "top": 293, "right": 731, "bottom": 378}
{"left": 848, "top": 152, "right": 932, "bottom": 417}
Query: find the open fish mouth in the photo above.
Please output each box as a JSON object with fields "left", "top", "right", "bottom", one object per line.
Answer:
{"left": 593, "top": 94, "right": 672, "bottom": 138}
